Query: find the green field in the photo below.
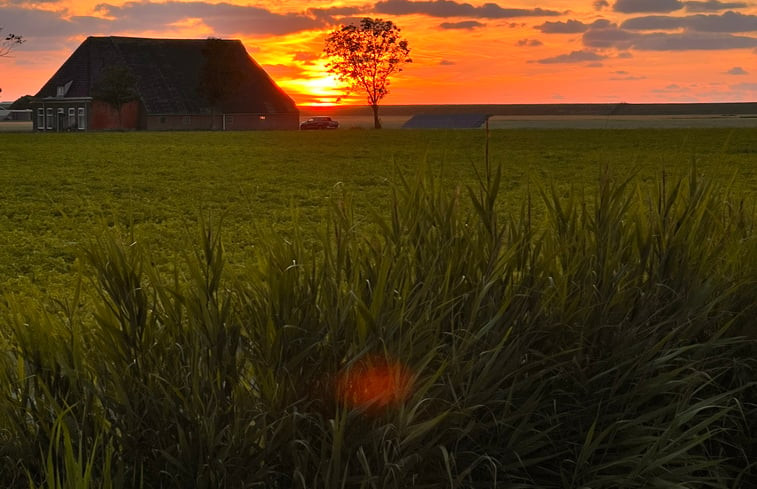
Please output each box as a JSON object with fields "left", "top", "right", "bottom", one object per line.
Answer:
{"left": 2, "top": 128, "right": 755, "bottom": 296}
{"left": 1, "top": 128, "right": 756, "bottom": 488}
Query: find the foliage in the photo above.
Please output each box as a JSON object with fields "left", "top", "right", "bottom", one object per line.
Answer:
{"left": 92, "top": 65, "right": 139, "bottom": 129}
{"left": 198, "top": 38, "right": 245, "bottom": 129}
{"left": 325, "top": 18, "right": 411, "bottom": 128}
{"left": 0, "top": 28, "right": 24, "bottom": 57}
{"left": 0, "top": 155, "right": 756, "bottom": 487}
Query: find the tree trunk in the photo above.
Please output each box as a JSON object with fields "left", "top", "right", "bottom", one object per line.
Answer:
{"left": 371, "top": 104, "right": 381, "bottom": 129}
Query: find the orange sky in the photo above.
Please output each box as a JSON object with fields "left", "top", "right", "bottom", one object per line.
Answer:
{"left": 1, "top": 0, "right": 756, "bottom": 105}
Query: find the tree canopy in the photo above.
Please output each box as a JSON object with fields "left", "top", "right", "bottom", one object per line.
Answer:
{"left": 324, "top": 18, "right": 411, "bottom": 129}
{"left": 92, "top": 64, "right": 138, "bottom": 129}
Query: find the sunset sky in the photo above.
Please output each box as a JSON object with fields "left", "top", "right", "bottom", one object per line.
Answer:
{"left": 1, "top": 0, "right": 756, "bottom": 106}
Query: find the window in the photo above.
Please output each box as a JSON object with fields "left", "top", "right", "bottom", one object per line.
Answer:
{"left": 68, "top": 108, "right": 76, "bottom": 129}
{"left": 46, "top": 108, "right": 53, "bottom": 130}
{"left": 57, "top": 108, "right": 64, "bottom": 131}
{"left": 37, "top": 108, "right": 44, "bottom": 130}
{"left": 183, "top": 116, "right": 191, "bottom": 125}
{"left": 77, "top": 107, "right": 86, "bottom": 130}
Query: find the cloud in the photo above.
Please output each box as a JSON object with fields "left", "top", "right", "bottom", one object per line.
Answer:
{"left": 652, "top": 83, "right": 690, "bottom": 93}
{"left": 611, "top": 74, "right": 646, "bottom": 79}
{"left": 439, "top": 20, "right": 484, "bottom": 29}
{"left": 613, "top": 0, "right": 684, "bottom": 13}
{"left": 373, "top": 0, "right": 562, "bottom": 19}
{"left": 261, "top": 63, "right": 307, "bottom": 78}
{"left": 594, "top": 0, "right": 610, "bottom": 10}
{"left": 684, "top": 1, "right": 748, "bottom": 12}
{"left": 583, "top": 21, "right": 757, "bottom": 50}
{"left": 307, "top": 6, "right": 368, "bottom": 21}
{"left": 293, "top": 51, "right": 319, "bottom": 62}
{"left": 726, "top": 66, "right": 748, "bottom": 74}
{"left": 532, "top": 49, "right": 607, "bottom": 63}
{"left": 732, "top": 82, "right": 757, "bottom": 90}
{"left": 439, "top": 59, "right": 455, "bottom": 65}
{"left": 517, "top": 38, "right": 543, "bottom": 46}
{"left": 94, "top": 1, "right": 325, "bottom": 36}
{"left": 622, "top": 11, "right": 757, "bottom": 32}
{"left": 0, "top": 7, "right": 110, "bottom": 42}
{"left": 536, "top": 19, "right": 589, "bottom": 33}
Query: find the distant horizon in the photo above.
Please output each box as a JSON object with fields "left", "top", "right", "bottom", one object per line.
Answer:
{"left": 2, "top": 0, "right": 756, "bottom": 105}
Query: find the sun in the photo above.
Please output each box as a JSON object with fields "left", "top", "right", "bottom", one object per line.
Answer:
{"left": 280, "top": 72, "right": 354, "bottom": 106}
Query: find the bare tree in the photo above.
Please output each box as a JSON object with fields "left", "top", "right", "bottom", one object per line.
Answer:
{"left": 1, "top": 28, "right": 24, "bottom": 57}
{"left": 324, "top": 18, "right": 411, "bottom": 129}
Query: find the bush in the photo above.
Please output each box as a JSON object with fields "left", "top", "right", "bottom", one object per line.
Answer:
{"left": 0, "top": 165, "right": 755, "bottom": 488}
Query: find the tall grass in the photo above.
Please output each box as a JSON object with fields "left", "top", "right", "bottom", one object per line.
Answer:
{"left": 0, "top": 162, "right": 755, "bottom": 488}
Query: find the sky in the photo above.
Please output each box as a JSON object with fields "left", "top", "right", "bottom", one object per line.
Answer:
{"left": 1, "top": 0, "right": 756, "bottom": 106}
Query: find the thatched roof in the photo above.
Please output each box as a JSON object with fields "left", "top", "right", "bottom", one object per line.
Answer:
{"left": 34, "top": 36, "right": 297, "bottom": 115}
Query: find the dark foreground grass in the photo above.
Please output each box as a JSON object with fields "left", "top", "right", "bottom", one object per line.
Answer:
{"left": 0, "top": 157, "right": 755, "bottom": 488}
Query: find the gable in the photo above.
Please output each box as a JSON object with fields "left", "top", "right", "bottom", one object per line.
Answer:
{"left": 34, "top": 36, "right": 298, "bottom": 115}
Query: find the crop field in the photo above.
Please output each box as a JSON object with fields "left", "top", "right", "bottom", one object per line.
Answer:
{"left": 1, "top": 127, "right": 756, "bottom": 488}
{"left": 1, "top": 127, "right": 755, "bottom": 297}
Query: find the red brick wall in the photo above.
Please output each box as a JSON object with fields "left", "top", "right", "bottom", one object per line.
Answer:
{"left": 90, "top": 100, "right": 140, "bottom": 130}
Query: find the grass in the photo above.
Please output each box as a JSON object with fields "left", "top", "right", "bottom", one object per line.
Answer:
{"left": 1, "top": 128, "right": 755, "bottom": 299}
{"left": 0, "top": 128, "right": 755, "bottom": 487}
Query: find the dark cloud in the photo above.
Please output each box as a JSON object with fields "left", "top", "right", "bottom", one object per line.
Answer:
{"left": 517, "top": 38, "right": 543, "bottom": 46}
{"left": 583, "top": 21, "right": 757, "bottom": 50}
{"left": 582, "top": 22, "right": 636, "bottom": 49}
{"left": 373, "top": 0, "right": 562, "bottom": 19}
{"left": 439, "top": 59, "right": 455, "bottom": 65}
{"left": 532, "top": 49, "right": 607, "bottom": 64}
{"left": 594, "top": 1, "right": 611, "bottom": 10}
{"left": 94, "top": 1, "right": 325, "bottom": 36}
{"left": 439, "top": 20, "right": 485, "bottom": 29}
{"left": 684, "top": 1, "right": 748, "bottom": 12}
{"left": 732, "top": 82, "right": 757, "bottom": 90}
{"left": 0, "top": 6, "right": 109, "bottom": 41}
{"left": 726, "top": 66, "right": 748, "bottom": 74}
{"left": 536, "top": 19, "right": 589, "bottom": 33}
{"left": 613, "top": 0, "right": 684, "bottom": 13}
{"left": 622, "top": 11, "right": 757, "bottom": 32}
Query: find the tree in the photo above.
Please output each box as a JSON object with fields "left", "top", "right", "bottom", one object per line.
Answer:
{"left": 324, "top": 18, "right": 411, "bottom": 129}
{"left": 198, "top": 38, "right": 244, "bottom": 130}
{"left": 92, "top": 64, "right": 138, "bottom": 129}
{"left": 1, "top": 28, "right": 23, "bottom": 57}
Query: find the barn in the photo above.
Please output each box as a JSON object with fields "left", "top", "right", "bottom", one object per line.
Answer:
{"left": 31, "top": 36, "right": 299, "bottom": 131}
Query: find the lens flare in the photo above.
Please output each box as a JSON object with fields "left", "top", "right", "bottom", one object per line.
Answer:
{"left": 336, "top": 355, "right": 412, "bottom": 414}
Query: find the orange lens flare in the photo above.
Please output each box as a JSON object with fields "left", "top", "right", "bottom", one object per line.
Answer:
{"left": 336, "top": 355, "right": 412, "bottom": 413}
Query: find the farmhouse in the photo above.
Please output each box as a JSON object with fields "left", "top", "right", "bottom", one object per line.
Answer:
{"left": 31, "top": 36, "right": 299, "bottom": 131}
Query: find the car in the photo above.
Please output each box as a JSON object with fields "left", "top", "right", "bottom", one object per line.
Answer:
{"left": 300, "top": 116, "right": 339, "bottom": 130}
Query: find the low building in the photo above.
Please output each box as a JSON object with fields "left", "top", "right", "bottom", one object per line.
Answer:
{"left": 31, "top": 36, "right": 299, "bottom": 131}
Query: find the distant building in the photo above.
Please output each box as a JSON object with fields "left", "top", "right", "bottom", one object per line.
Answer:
{"left": 31, "top": 36, "right": 299, "bottom": 131}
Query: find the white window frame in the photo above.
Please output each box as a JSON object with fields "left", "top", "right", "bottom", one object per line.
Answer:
{"left": 68, "top": 108, "right": 76, "bottom": 129}
{"left": 77, "top": 107, "right": 86, "bottom": 130}
{"left": 37, "top": 108, "right": 44, "bottom": 130}
{"left": 46, "top": 108, "right": 53, "bottom": 130}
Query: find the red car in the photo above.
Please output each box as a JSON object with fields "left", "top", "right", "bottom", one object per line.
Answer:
{"left": 300, "top": 116, "right": 339, "bottom": 130}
